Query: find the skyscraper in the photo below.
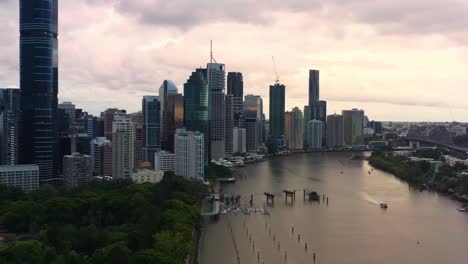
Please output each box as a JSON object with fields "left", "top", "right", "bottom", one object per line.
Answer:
{"left": 343, "top": 109, "right": 365, "bottom": 146}
{"left": 269, "top": 84, "right": 286, "bottom": 138}
{"left": 131, "top": 112, "right": 144, "bottom": 168}
{"left": 244, "top": 94, "right": 264, "bottom": 145}
{"left": 20, "top": 0, "right": 59, "bottom": 180}
{"left": 309, "top": 70, "right": 319, "bottom": 105}
{"left": 303, "top": 106, "right": 311, "bottom": 148}
{"left": 58, "top": 101, "right": 76, "bottom": 126}
{"left": 184, "top": 69, "right": 210, "bottom": 162}
{"left": 112, "top": 115, "right": 134, "bottom": 179}
{"left": 233, "top": 127, "right": 247, "bottom": 154}
{"left": 285, "top": 107, "right": 304, "bottom": 150}
{"left": 0, "top": 89, "right": 20, "bottom": 165}
{"left": 63, "top": 153, "right": 92, "bottom": 187}
{"left": 311, "top": 101, "right": 327, "bottom": 145}
{"left": 245, "top": 118, "right": 260, "bottom": 152}
{"left": 159, "top": 80, "right": 178, "bottom": 139}
{"left": 208, "top": 63, "right": 226, "bottom": 160}
{"left": 90, "top": 137, "right": 112, "bottom": 177}
{"left": 102, "top": 108, "right": 126, "bottom": 141}
{"left": 326, "top": 114, "right": 344, "bottom": 148}
{"left": 227, "top": 72, "right": 244, "bottom": 127}
{"left": 162, "top": 93, "right": 184, "bottom": 152}
{"left": 142, "top": 96, "right": 160, "bottom": 166}
{"left": 225, "top": 94, "right": 234, "bottom": 155}
{"left": 175, "top": 129, "right": 204, "bottom": 180}
{"left": 307, "top": 120, "right": 323, "bottom": 150}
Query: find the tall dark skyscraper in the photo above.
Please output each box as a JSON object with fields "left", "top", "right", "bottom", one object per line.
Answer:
{"left": 19, "top": 0, "right": 59, "bottom": 180}
{"left": 162, "top": 93, "right": 184, "bottom": 152}
{"left": 142, "top": 96, "right": 160, "bottom": 166}
{"left": 269, "top": 84, "right": 285, "bottom": 138}
{"left": 184, "top": 68, "right": 211, "bottom": 162}
{"left": 309, "top": 70, "right": 319, "bottom": 105}
{"left": 227, "top": 72, "right": 244, "bottom": 127}
{"left": 208, "top": 63, "right": 226, "bottom": 160}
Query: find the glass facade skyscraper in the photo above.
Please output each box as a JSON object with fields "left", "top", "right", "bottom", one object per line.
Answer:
{"left": 309, "top": 70, "right": 319, "bottom": 105}
{"left": 269, "top": 84, "right": 285, "bottom": 138}
{"left": 162, "top": 93, "right": 184, "bottom": 152}
{"left": 142, "top": 96, "right": 160, "bottom": 167}
{"left": 19, "top": 0, "right": 59, "bottom": 180}
{"left": 227, "top": 72, "right": 244, "bottom": 127}
{"left": 184, "top": 69, "right": 210, "bottom": 162}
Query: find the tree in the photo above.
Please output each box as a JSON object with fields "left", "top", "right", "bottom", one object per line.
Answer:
{"left": 91, "top": 242, "right": 131, "bottom": 264}
{"left": 0, "top": 240, "right": 54, "bottom": 264}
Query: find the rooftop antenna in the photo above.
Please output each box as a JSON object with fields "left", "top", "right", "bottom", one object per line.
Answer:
{"left": 210, "top": 40, "right": 217, "bottom": 63}
{"left": 272, "top": 56, "right": 280, "bottom": 84}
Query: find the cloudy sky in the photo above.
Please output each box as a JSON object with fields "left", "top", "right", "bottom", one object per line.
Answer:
{"left": 1, "top": 0, "right": 468, "bottom": 121}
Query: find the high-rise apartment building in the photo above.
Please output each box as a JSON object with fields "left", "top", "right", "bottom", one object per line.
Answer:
{"left": 63, "top": 153, "right": 92, "bottom": 187}
{"left": 112, "top": 115, "right": 134, "bottom": 179}
{"left": 0, "top": 89, "right": 20, "bottom": 165}
{"left": 90, "top": 137, "right": 112, "bottom": 177}
{"left": 142, "top": 96, "right": 160, "bottom": 166}
{"left": 208, "top": 63, "right": 226, "bottom": 160}
{"left": 154, "top": 151, "right": 175, "bottom": 172}
{"left": 269, "top": 84, "right": 286, "bottom": 138}
{"left": 20, "top": 0, "right": 59, "bottom": 181}
{"left": 175, "top": 129, "right": 204, "bottom": 180}
{"left": 233, "top": 127, "right": 247, "bottom": 154}
{"left": 227, "top": 72, "right": 244, "bottom": 127}
{"left": 326, "top": 114, "right": 344, "bottom": 148}
{"left": 285, "top": 107, "right": 304, "bottom": 150}
{"left": 343, "top": 109, "right": 365, "bottom": 146}
{"left": 307, "top": 120, "right": 323, "bottom": 149}
{"left": 162, "top": 93, "right": 184, "bottom": 152}
{"left": 303, "top": 106, "right": 311, "bottom": 148}
{"left": 184, "top": 68, "right": 210, "bottom": 162}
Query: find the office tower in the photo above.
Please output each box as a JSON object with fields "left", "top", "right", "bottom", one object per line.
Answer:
{"left": 269, "top": 84, "right": 286, "bottom": 138}
{"left": 112, "top": 115, "right": 134, "bottom": 179}
{"left": 233, "top": 127, "right": 247, "bottom": 154}
{"left": 227, "top": 72, "right": 244, "bottom": 127}
{"left": 162, "top": 93, "right": 184, "bottom": 152}
{"left": 86, "top": 115, "right": 96, "bottom": 138}
{"left": 102, "top": 108, "right": 126, "bottom": 141}
{"left": 154, "top": 151, "right": 175, "bottom": 172}
{"left": 309, "top": 70, "right": 319, "bottom": 105}
{"left": 326, "top": 114, "right": 344, "bottom": 148}
{"left": 0, "top": 165, "right": 39, "bottom": 192}
{"left": 225, "top": 94, "right": 234, "bottom": 155}
{"left": 63, "top": 153, "right": 92, "bottom": 187}
{"left": 245, "top": 119, "right": 260, "bottom": 152}
{"left": 58, "top": 102, "right": 76, "bottom": 125}
{"left": 142, "top": 96, "right": 160, "bottom": 166}
{"left": 311, "top": 101, "right": 327, "bottom": 145}
{"left": 208, "top": 63, "right": 226, "bottom": 160}
{"left": 0, "top": 89, "right": 20, "bottom": 165}
{"left": 20, "top": 0, "right": 59, "bottom": 181}
{"left": 343, "top": 109, "right": 365, "bottom": 146}
{"left": 184, "top": 69, "right": 210, "bottom": 162}
{"left": 285, "top": 107, "right": 304, "bottom": 150}
{"left": 244, "top": 95, "right": 263, "bottom": 121}
{"left": 131, "top": 112, "right": 144, "bottom": 168}
{"left": 303, "top": 106, "right": 311, "bottom": 148}
{"left": 307, "top": 120, "right": 323, "bottom": 149}
{"left": 175, "top": 129, "right": 204, "bottom": 180}
{"left": 159, "top": 80, "right": 178, "bottom": 118}
{"left": 90, "top": 137, "right": 112, "bottom": 176}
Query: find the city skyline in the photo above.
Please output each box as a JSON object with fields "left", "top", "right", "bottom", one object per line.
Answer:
{"left": 1, "top": 1, "right": 468, "bottom": 121}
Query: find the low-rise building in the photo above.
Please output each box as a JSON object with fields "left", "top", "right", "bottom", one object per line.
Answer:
{"left": 0, "top": 165, "right": 39, "bottom": 192}
{"left": 130, "top": 169, "right": 164, "bottom": 184}
{"left": 154, "top": 151, "right": 175, "bottom": 172}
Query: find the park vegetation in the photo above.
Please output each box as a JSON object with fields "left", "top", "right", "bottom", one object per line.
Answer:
{"left": 0, "top": 173, "right": 208, "bottom": 264}
{"left": 369, "top": 150, "right": 468, "bottom": 195}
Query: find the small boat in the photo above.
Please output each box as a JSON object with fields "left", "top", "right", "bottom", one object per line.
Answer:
{"left": 457, "top": 207, "right": 465, "bottom": 212}
{"left": 380, "top": 203, "right": 388, "bottom": 209}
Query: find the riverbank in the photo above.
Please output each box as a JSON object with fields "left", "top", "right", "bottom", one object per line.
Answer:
{"left": 368, "top": 151, "right": 468, "bottom": 203}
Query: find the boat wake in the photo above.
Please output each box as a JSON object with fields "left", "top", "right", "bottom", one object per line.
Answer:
{"left": 360, "top": 192, "right": 381, "bottom": 206}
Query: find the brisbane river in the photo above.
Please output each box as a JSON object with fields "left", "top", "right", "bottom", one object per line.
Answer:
{"left": 198, "top": 152, "right": 468, "bottom": 264}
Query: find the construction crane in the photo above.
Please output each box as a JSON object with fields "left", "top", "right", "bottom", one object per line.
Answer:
{"left": 272, "top": 56, "right": 280, "bottom": 84}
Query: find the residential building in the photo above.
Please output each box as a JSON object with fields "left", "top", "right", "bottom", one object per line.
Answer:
{"left": 343, "top": 109, "right": 365, "bottom": 146}
{"left": 303, "top": 106, "right": 311, "bottom": 148}
{"left": 326, "top": 114, "right": 344, "bottom": 148}
{"left": 154, "top": 151, "right": 175, "bottom": 172}
{"left": 0, "top": 89, "right": 20, "bottom": 165}
{"left": 208, "top": 63, "right": 226, "bottom": 160}
{"left": 184, "top": 68, "right": 210, "bottom": 162}
{"left": 307, "top": 120, "right": 323, "bottom": 149}
{"left": 245, "top": 119, "right": 260, "bottom": 152}
{"left": 63, "top": 153, "right": 92, "bottom": 187}
{"left": 19, "top": 0, "right": 59, "bottom": 180}
{"left": 142, "top": 96, "right": 160, "bottom": 166}
{"left": 112, "top": 115, "right": 134, "bottom": 179}
{"left": 0, "top": 165, "right": 39, "bottom": 192}
{"left": 131, "top": 169, "right": 164, "bottom": 184}
{"left": 269, "top": 84, "right": 286, "bottom": 138}
{"left": 285, "top": 107, "right": 304, "bottom": 150}
{"left": 175, "top": 129, "right": 204, "bottom": 180}
{"left": 102, "top": 108, "right": 126, "bottom": 141}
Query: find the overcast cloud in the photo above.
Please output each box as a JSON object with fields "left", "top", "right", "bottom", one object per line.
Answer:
{"left": 1, "top": 0, "right": 468, "bottom": 121}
